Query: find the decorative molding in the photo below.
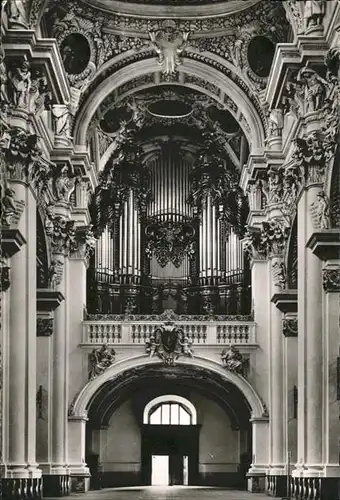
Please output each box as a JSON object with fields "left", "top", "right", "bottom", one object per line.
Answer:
{"left": 37, "top": 317, "right": 54, "bottom": 337}
{"left": 271, "top": 290, "right": 298, "bottom": 313}
{"left": 322, "top": 268, "right": 340, "bottom": 292}
{"left": 36, "top": 289, "right": 65, "bottom": 312}
{"left": 149, "top": 26, "right": 189, "bottom": 76}
{"left": 145, "top": 218, "right": 195, "bottom": 268}
{"left": 1, "top": 228, "right": 26, "bottom": 258}
{"left": 306, "top": 229, "right": 340, "bottom": 261}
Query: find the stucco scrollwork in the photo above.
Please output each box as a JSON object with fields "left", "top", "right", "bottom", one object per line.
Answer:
{"left": 322, "top": 269, "right": 340, "bottom": 292}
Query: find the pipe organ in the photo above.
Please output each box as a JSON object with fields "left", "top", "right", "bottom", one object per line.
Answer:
{"left": 89, "top": 144, "right": 250, "bottom": 316}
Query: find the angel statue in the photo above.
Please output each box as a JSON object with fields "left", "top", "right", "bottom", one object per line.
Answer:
{"left": 1, "top": 187, "right": 17, "bottom": 226}
{"left": 309, "top": 191, "right": 331, "bottom": 229}
{"left": 89, "top": 345, "right": 116, "bottom": 380}
{"left": 221, "top": 345, "right": 248, "bottom": 377}
{"left": 149, "top": 29, "right": 189, "bottom": 75}
{"left": 54, "top": 165, "right": 75, "bottom": 202}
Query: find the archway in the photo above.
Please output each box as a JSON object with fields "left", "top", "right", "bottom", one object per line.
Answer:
{"left": 68, "top": 356, "right": 268, "bottom": 489}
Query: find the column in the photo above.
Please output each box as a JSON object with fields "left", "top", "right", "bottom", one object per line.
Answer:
{"left": 292, "top": 182, "right": 324, "bottom": 497}
{"left": 267, "top": 255, "right": 287, "bottom": 497}
{"left": 4, "top": 181, "right": 42, "bottom": 498}
{"left": 68, "top": 237, "right": 91, "bottom": 492}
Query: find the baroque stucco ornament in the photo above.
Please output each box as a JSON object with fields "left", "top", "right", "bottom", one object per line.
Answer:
{"left": 89, "top": 345, "right": 116, "bottom": 380}
{"left": 221, "top": 345, "right": 248, "bottom": 377}
{"left": 323, "top": 269, "right": 340, "bottom": 292}
{"left": 145, "top": 324, "right": 194, "bottom": 366}
{"left": 149, "top": 25, "right": 189, "bottom": 76}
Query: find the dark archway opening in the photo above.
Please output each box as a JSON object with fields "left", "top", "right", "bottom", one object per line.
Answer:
{"left": 85, "top": 364, "right": 252, "bottom": 490}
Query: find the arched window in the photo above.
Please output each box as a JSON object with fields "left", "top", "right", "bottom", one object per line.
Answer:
{"left": 143, "top": 395, "right": 197, "bottom": 425}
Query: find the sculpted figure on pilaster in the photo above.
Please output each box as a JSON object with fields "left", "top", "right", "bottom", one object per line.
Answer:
{"left": 53, "top": 164, "right": 76, "bottom": 203}
{"left": 266, "top": 167, "right": 284, "bottom": 205}
{"left": 267, "top": 109, "right": 284, "bottom": 139}
{"left": 52, "top": 104, "right": 72, "bottom": 145}
{"left": 243, "top": 227, "right": 267, "bottom": 261}
{"left": 28, "top": 69, "right": 51, "bottom": 115}
{"left": 149, "top": 23, "right": 189, "bottom": 76}
{"left": 285, "top": 1, "right": 304, "bottom": 35}
{"left": 296, "top": 66, "right": 327, "bottom": 114}
{"left": 272, "top": 258, "right": 287, "bottom": 290}
{"left": 0, "top": 45, "right": 7, "bottom": 103}
{"left": 0, "top": 186, "right": 25, "bottom": 226}
{"left": 48, "top": 258, "right": 64, "bottom": 288}
{"left": 5, "top": 0, "right": 29, "bottom": 29}
{"left": 0, "top": 258, "right": 10, "bottom": 292}
{"left": 303, "top": 1, "right": 326, "bottom": 34}
{"left": 281, "top": 162, "right": 302, "bottom": 206}
{"left": 309, "top": 191, "right": 331, "bottom": 229}
{"left": 7, "top": 57, "right": 31, "bottom": 110}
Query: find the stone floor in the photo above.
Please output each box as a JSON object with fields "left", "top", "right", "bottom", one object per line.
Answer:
{"left": 57, "top": 486, "right": 269, "bottom": 499}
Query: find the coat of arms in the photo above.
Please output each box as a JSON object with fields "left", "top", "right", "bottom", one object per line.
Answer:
{"left": 146, "top": 322, "right": 194, "bottom": 366}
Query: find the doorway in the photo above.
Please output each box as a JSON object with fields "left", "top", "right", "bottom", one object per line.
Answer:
{"left": 151, "top": 455, "right": 169, "bottom": 485}
{"left": 151, "top": 454, "right": 189, "bottom": 486}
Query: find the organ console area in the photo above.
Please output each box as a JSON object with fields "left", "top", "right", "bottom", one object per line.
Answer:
{"left": 88, "top": 134, "right": 250, "bottom": 316}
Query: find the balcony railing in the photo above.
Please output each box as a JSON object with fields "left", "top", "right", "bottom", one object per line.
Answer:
{"left": 82, "top": 312, "right": 256, "bottom": 346}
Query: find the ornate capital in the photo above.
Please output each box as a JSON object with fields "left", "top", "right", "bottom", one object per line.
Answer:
{"left": 45, "top": 211, "right": 76, "bottom": 256}
{"left": 37, "top": 318, "right": 54, "bottom": 337}
{"left": 293, "top": 134, "right": 326, "bottom": 187}
{"left": 243, "top": 226, "right": 267, "bottom": 261}
{"left": 282, "top": 315, "right": 298, "bottom": 337}
{"left": 69, "top": 225, "right": 96, "bottom": 262}
{"left": 261, "top": 219, "right": 290, "bottom": 258}
{"left": 323, "top": 268, "right": 340, "bottom": 292}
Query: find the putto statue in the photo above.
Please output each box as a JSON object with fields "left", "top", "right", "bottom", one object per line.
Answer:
{"left": 8, "top": 57, "right": 31, "bottom": 109}
{"left": 221, "top": 345, "right": 248, "bottom": 377}
{"left": 89, "top": 345, "right": 116, "bottom": 380}
{"left": 5, "top": 0, "right": 28, "bottom": 29}
{"left": 149, "top": 24, "right": 189, "bottom": 76}
{"left": 304, "top": 1, "right": 326, "bottom": 33}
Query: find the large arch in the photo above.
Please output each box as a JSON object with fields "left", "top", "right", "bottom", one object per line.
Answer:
{"left": 74, "top": 57, "right": 265, "bottom": 150}
{"left": 69, "top": 355, "right": 267, "bottom": 420}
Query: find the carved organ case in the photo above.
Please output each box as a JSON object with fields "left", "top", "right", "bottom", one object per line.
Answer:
{"left": 89, "top": 135, "right": 250, "bottom": 316}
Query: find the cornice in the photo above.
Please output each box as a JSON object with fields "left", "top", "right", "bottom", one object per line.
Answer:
{"left": 80, "top": 0, "right": 260, "bottom": 20}
{"left": 3, "top": 30, "right": 70, "bottom": 105}
{"left": 306, "top": 230, "right": 340, "bottom": 261}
